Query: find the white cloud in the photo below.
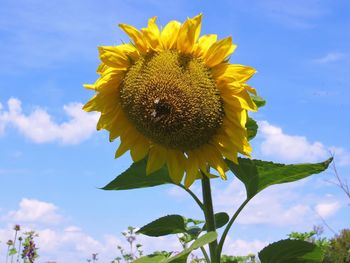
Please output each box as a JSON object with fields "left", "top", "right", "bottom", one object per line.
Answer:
{"left": 258, "top": 121, "right": 350, "bottom": 165}
{"left": 6, "top": 198, "right": 63, "bottom": 224}
{"left": 223, "top": 237, "right": 267, "bottom": 256}
{"left": 210, "top": 176, "right": 345, "bottom": 228}
{"left": 315, "top": 201, "right": 341, "bottom": 218}
{"left": 0, "top": 198, "right": 185, "bottom": 263}
{"left": 313, "top": 52, "right": 346, "bottom": 64}
{"left": 0, "top": 98, "right": 98, "bottom": 144}
{"left": 213, "top": 181, "right": 315, "bottom": 227}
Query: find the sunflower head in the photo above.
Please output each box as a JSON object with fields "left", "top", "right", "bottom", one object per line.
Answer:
{"left": 84, "top": 14, "right": 258, "bottom": 187}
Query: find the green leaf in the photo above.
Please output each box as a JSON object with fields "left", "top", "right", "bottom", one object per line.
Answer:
{"left": 252, "top": 95, "right": 266, "bottom": 108}
{"left": 226, "top": 158, "right": 332, "bottom": 199}
{"left": 185, "top": 227, "right": 202, "bottom": 240}
{"left": 9, "top": 247, "right": 17, "bottom": 255}
{"left": 137, "top": 215, "right": 186, "bottom": 237}
{"left": 165, "top": 232, "right": 218, "bottom": 263}
{"left": 203, "top": 212, "right": 229, "bottom": 230}
{"left": 246, "top": 117, "right": 258, "bottom": 141}
{"left": 258, "top": 239, "right": 324, "bottom": 263}
{"left": 132, "top": 254, "right": 168, "bottom": 263}
{"left": 102, "top": 158, "right": 173, "bottom": 190}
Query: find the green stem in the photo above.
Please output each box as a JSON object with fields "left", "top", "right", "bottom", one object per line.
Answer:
{"left": 11, "top": 231, "right": 18, "bottom": 263}
{"left": 216, "top": 198, "right": 251, "bottom": 261}
{"left": 6, "top": 245, "right": 10, "bottom": 263}
{"left": 200, "top": 247, "right": 210, "bottom": 263}
{"left": 178, "top": 184, "right": 204, "bottom": 211}
{"left": 201, "top": 174, "right": 218, "bottom": 263}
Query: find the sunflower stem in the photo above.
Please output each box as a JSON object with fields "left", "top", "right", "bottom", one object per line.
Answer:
{"left": 201, "top": 173, "right": 218, "bottom": 263}
{"left": 178, "top": 184, "right": 204, "bottom": 211}
{"left": 216, "top": 198, "right": 251, "bottom": 261}
{"left": 200, "top": 246, "right": 210, "bottom": 263}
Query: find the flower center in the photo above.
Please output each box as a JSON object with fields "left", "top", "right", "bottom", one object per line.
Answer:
{"left": 120, "top": 50, "right": 224, "bottom": 151}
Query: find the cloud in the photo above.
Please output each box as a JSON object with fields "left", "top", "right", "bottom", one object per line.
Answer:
{"left": 315, "top": 201, "right": 341, "bottom": 218}
{"left": 223, "top": 237, "right": 267, "bottom": 256}
{"left": 313, "top": 52, "right": 346, "bottom": 64}
{"left": 210, "top": 176, "right": 345, "bottom": 228}
{"left": 6, "top": 198, "right": 63, "bottom": 224}
{"left": 258, "top": 121, "right": 350, "bottom": 165}
{"left": 0, "top": 98, "right": 98, "bottom": 144}
{"left": 213, "top": 181, "right": 313, "bottom": 227}
{"left": 0, "top": 198, "right": 184, "bottom": 262}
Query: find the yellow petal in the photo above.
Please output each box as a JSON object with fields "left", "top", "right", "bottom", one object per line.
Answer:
{"left": 146, "top": 144, "right": 167, "bottom": 175}
{"left": 166, "top": 149, "right": 186, "bottom": 184}
{"left": 98, "top": 46, "right": 131, "bottom": 69}
{"left": 243, "top": 84, "right": 257, "bottom": 95}
{"left": 193, "top": 34, "right": 217, "bottom": 57}
{"left": 83, "top": 84, "right": 95, "bottom": 90}
{"left": 141, "top": 16, "right": 161, "bottom": 50}
{"left": 93, "top": 71, "right": 124, "bottom": 93}
{"left": 218, "top": 81, "right": 246, "bottom": 94}
{"left": 212, "top": 64, "right": 256, "bottom": 83}
{"left": 200, "top": 144, "right": 227, "bottom": 180}
{"left": 115, "top": 126, "right": 139, "bottom": 158}
{"left": 212, "top": 132, "right": 239, "bottom": 164}
{"left": 184, "top": 153, "right": 199, "bottom": 188}
{"left": 233, "top": 90, "right": 258, "bottom": 112}
{"left": 176, "top": 14, "right": 202, "bottom": 54}
{"left": 223, "top": 106, "right": 247, "bottom": 128}
{"left": 108, "top": 110, "right": 127, "bottom": 141}
{"left": 205, "top": 37, "right": 236, "bottom": 67}
{"left": 119, "top": 24, "right": 148, "bottom": 53}
{"left": 83, "top": 89, "right": 119, "bottom": 114}
{"left": 97, "top": 103, "right": 123, "bottom": 130}
{"left": 191, "top": 148, "right": 209, "bottom": 172}
{"left": 82, "top": 95, "right": 98, "bottom": 112}
{"left": 161, "top": 20, "right": 181, "bottom": 49}
{"left": 221, "top": 122, "right": 252, "bottom": 156}
{"left": 130, "top": 135, "right": 150, "bottom": 162}
{"left": 221, "top": 89, "right": 257, "bottom": 112}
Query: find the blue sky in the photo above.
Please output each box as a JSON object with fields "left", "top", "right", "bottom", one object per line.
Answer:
{"left": 1, "top": 0, "right": 350, "bottom": 262}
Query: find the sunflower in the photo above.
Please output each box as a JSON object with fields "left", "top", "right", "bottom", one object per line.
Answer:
{"left": 83, "top": 14, "right": 258, "bottom": 187}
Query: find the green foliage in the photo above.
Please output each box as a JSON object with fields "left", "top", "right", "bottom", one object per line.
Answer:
{"left": 103, "top": 158, "right": 173, "bottom": 190}
{"left": 21, "top": 231, "right": 39, "bottom": 263}
{"left": 288, "top": 228, "right": 330, "bottom": 253}
{"left": 221, "top": 254, "right": 256, "bottom": 263}
{"left": 132, "top": 254, "right": 167, "bottom": 263}
{"left": 137, "top": 215, "right": 187, "bottom": 237}
{"left": 165, "top": 232, "right": 218, "bottom": 263}
{"left": 203, "top": 212, "right": 229, "bottom": 231}
{"left": 9, "top": 247, "right": 17, "bottom": 255}
{"left": 246, "top": 118, "right": 258, "bottom": 141}
{"left": 251, "top": 95, "right": 266, "bottom": 108}
{"left": 132, "top": 232, "right": 217, "bottom": 263}
{"left": 258, "top": 239, "right": 324, "bottom": 263}
{"left": 323, "top": 229, "right": 350, "bottom": 263}
{"left": 288, "top": 231, "right": 318, "bottom": 241}
{"left": 226, "top": 157, "right": 333, "bottom": 199}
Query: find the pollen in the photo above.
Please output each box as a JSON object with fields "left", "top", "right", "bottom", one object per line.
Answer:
{"left": 119, "top": 50, "right": 224, "bottom": 151}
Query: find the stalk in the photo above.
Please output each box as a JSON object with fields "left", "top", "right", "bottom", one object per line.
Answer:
{"left": 201, "top": 174, "right": 218, "bottom": 263}
{"left": 11, "top": 230, "right": 18, "bottom": 263}
{"left": 216, "top": 198, "right": 251, "bottom": 261}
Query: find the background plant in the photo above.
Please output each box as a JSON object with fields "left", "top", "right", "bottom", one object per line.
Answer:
{"left": 1, "top": 226, "right": 39, "bottom": 263}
